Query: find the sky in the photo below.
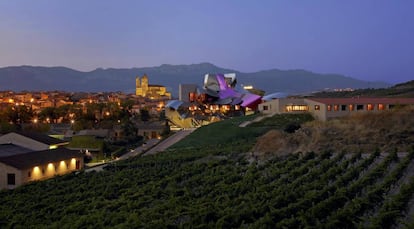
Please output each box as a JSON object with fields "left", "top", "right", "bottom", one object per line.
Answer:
{"left": 0, "top": 0, "right": 413, "bottom": 84}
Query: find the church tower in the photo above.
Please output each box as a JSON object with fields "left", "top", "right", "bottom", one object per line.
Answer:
{"left": 135, "top": 76, "right": 142, "bottom": 96}
{"left": 141, "top": 74, "right": 149, "bottom": 97}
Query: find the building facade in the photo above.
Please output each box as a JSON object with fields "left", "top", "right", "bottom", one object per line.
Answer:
{"left": 258, "top": 97, "right": 414, "bottom": 121}
{"left": 135, "top": 74, "right": 171, "bottom": 99}
{"left": 0, "top": 148, "right": 83, "bottom": 189}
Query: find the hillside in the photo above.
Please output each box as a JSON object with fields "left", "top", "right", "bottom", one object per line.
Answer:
{"left": 0, "top": 63, "right": 389, "bottom": 96}
{"left": 253, "top": 106, "right": 414, "bottom": 158}
{"left": 1, "top": 113, "right": 414, "bottom": 228}
{"left": 311, "top": 79, "right": 414, "bottom": 98}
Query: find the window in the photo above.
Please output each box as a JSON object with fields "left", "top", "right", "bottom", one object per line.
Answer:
{"left": 263, "top": 105, "right": 269, "bottom": 111}
{"left": 285, "top": 105, "right": 308, "bottom": 112}
{"left": 378, "top": 104, "right": 384, "bottom": 110}
{"left": 7, "top": 173, "right": 16, "bottom": 185}
{"left": 76, "top": 160, "right": 80, "bottom": 170}
{"left": 357, "top": 104, "right": 364, "bottom": 110}
{"left": 334, "top": 105, "right": 339, "bottom": 111}
{"left": 367, "top": 104, "right": 374, "bottom": 111}
{"left": 349, "top": 104, "right": 354, "bottom": 111}
{"left": 327, "top": 105, "right": 332, "bottom": 111}
{"left": 28, "top": 171, "right": 31, "bottom": 178}
{"left": 314, "top": 105, "right": 320, "bottom": 110}
{"left": 341, "top": 105, "right": 347, "bottom": 111}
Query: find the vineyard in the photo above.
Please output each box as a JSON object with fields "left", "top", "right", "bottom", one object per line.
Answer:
{"left": 1, "top": 113, "right": 414, "bottom": 228}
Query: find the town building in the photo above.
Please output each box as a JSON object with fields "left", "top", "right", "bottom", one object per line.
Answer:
{"left": 0, "top": 131, "right": 69, "bottom": 151}
{"left": 179, "top": 84, "right": 198, "bottom": 102}
{"left": 0, "top": 131, "right": 83, "bottom": 189}
{"left": 0, "top": 147, "right": 83, "bottom": 189}
{"left": 166, "top": 73, "right": 261, "bottom": 128}
{"left": 258, "top": 97, "right": 414, "bottom": 121}
{"left": 135, "top": 74, "right": 171, "bottom": 99}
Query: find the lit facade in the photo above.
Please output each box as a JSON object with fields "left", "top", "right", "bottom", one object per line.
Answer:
{"left": 135, "top": 74, "right": 171, "bottom": 99}
{"left": 258, "top": 97, "right": 414, "bottom": 121}
{"left": 166, "top": 73, "right": 262, "bottom": 128}
{"left": 0, "top": 148, "right": 83, "bottom": 189}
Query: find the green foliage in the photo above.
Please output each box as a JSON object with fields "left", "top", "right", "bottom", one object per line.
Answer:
{"left": 68, "top": 135, "right": 104, "bottom": 150}
{"left": 0, "top": 125, "right": 413, "bottom": 228}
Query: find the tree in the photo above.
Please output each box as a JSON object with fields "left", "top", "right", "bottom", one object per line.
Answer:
{"left": 140, "top": 109, "right": 150, "bottom": 122}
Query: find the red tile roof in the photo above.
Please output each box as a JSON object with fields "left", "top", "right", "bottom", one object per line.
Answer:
{"left": 307, "top": 97, "right": 414, "bottom": 105}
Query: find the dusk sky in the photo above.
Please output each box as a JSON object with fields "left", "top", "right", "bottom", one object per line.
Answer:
{"left": 0, "top": 0, "right": 413, "bottom": 84}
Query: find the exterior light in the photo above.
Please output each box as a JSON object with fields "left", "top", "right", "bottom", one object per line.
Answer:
{"left": 33, "top": 119, "right": 38, "bottom": 123}
{"left": 70, "top": 120, "right": 75, "bottom": 124}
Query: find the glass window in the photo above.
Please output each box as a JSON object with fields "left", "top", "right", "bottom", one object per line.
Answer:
{"left": 349, "top": 104, "right": 354, "bottom": 111}
{"left": 378, "top": 104, "right": 384, "bottom": 110}
{"left": 285, "top": 105, "right": 308, "bottom": 112}
{"left": 7, "top": 173, "right": 15, "bottom": 185}
{"left": 334, "top": 105, "right": 339, "bottom": 111}
{"left": 367, "top": 104, "right": 374, "bottom": 111}
{"left": 327, "top": 105, "right": 332, "bottom": 111}
{"left": 341, "top": 105, "right": 347, "bottom": 111}
{"left": 357, "top": 104, "right": 364, "bottom": 110}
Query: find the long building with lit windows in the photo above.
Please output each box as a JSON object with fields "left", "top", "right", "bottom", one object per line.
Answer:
{"left": 0, "top": 147, "right": 83, "bottom": 189}
{"left": 0, "top": 131, "right": 83, "bottom": 189}
{"left": 258, "top": 97, "right": 414, "bottom": 121}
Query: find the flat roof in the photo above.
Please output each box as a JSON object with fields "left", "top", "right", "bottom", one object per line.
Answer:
{"left": 0, "top": 148, "right": 83, "bottom": 170}
{"left": 307, "top": 97, "right": 414, "bottom": 105}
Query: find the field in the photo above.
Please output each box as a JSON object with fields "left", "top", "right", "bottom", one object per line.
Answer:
{"left": 0, "top": 113, "right": 414, "bottom": 228}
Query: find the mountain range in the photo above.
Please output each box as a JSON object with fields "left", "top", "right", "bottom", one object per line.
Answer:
{"left": 0, "top": 63, "right": 390, "bottom": 97}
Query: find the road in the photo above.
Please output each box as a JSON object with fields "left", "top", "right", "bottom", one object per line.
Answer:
{"left": 86, "top": 129, "right": 195, "bottom": 172}
{"left": 85, "top": 138, "right": 160, "bottom": 172}
{"left": 143, "top": 128, "right": 196, "bottom": 156}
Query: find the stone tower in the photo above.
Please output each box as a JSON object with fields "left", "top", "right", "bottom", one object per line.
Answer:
{"left": 141, "top": 74, "right": 149, "bottom": 97}
{"left": 135, "top": 76, "right": 142, "bottom": 96}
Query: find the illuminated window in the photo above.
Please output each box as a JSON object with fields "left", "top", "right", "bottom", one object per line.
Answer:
{"left": 334, "top": 105, "right": 339, "bottom": 111}
{"left": 367, "top": 104, "right": 374, "bottom": 111}
{"left": 314, "top": 105, "right": 320, "bottom": 110}
{"left": 357, "top": 104, "right": 364, "bottom": 110}
{"left": 341, "top": 105, "right": 347, "bottom": 111}
{"left": 285, "top": 105, "right": 308, "bottom": 112}
{"left": 349, "top": 104, "right": 354, "bottom": 111}
{"left": 378, "top": 104, "right": 384, "bottom": 110}
{"left": 327, "top": 105, "right": 332, "bottom": 111}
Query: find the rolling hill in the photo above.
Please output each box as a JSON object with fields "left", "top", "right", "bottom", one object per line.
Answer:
{"left": 0, "top": 63, "right": 389, "bottom": 96}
